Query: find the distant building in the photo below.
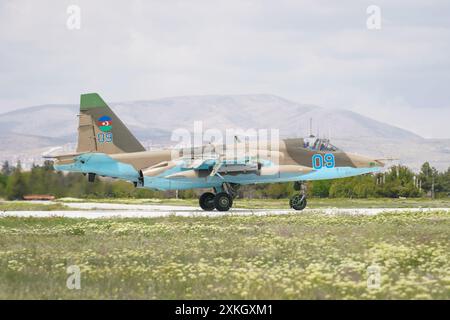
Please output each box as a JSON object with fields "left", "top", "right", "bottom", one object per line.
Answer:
{"left": 23, "top": 195, "right": 55, "bottom": 201}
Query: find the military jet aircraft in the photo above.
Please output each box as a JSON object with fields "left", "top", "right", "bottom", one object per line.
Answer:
{"left": 51, "top": 93, "right": 384, "bottom": 211}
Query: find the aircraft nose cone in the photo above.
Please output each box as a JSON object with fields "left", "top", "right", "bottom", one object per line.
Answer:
{"left": 348, "top": 153, "right": 384, "bottom": 168}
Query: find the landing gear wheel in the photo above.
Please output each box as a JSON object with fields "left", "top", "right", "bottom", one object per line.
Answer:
{"left": 290, "top": 194, "right": 307, "bottom": 211}
{"left": 88, "top": 173, "right": 96, "bottom": 183}
{"left": 199, "top": 192, "right": 215, "bottom": 211}
{"left": 214, "top": 192, "right": 233, "bottom": 211}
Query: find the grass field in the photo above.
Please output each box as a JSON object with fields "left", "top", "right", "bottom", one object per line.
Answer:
{"left": 0, "top": 211, "right": 449, "bottom": 299}
{"left": 1, "top": 197, "right": 449, "bottom": 211}
{"left": 0, "top": 202, "right": 71, "bottom": 211}
{"left": 57, "top": 197, "right": 450, "bottom": 209}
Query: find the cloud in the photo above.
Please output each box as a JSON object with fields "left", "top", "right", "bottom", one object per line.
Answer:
{"left": 0, "top": 0, "right": 449, "bottom": 138}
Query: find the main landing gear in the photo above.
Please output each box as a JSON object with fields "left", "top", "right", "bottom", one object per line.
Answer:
{"left": 199, "top": 183, "right": 237, "bottom": 212}
{"left": 290, "top": 181, "right": 307, "bottom": 211}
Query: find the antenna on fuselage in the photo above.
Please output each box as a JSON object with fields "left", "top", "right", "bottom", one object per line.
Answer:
{"left": 308, "top": 118, "right": 316, "bottom": 138}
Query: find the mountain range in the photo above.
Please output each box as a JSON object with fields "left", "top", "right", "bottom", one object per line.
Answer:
{"left": 0, "top": 94, "right": 448, "bottom": 171}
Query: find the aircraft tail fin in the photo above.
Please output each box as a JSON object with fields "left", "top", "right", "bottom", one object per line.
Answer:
{"left": 76, "top": 93, "right": 145, "bottom": 154}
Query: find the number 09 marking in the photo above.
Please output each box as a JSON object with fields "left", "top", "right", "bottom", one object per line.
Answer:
{"left": 312, "top": 153, "right": 335, "bottom": 169}
{"left": 97, "top": 132, "right": 113, "bottom": 144}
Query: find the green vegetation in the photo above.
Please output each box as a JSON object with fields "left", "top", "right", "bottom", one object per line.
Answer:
{"left": 0, "top": 161, "right": 167, "bottom": 200}
{"left": 56, "top": 197, "right": 450, "bottom": 209}
{"left": 231, "top": 198, "right": 450, "bottom": 209}
{"left": 1, "top": 198, "right": 448, "bottom": 212}
{"left": 0, "top": 211, "right": 449, "bottom": 299}
{"left": 0, "top": 161, "right": 449, "bottom": 200}
{"left": 0, "top": 202, "right": 71, "bottom": 211}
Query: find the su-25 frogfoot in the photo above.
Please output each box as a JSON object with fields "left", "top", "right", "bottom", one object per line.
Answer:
{"left": 50, "top": 93, "right": 384, "bottom": 211}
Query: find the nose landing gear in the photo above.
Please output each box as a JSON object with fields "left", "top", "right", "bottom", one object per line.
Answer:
{"left": 290, "top": 181, "right": 307, "bottom": 211}
{"left": 290, "top": 194, "right": 307, "bottom": 210}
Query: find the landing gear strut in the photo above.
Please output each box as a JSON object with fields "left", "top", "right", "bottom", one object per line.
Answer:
{"left": 199, "top": 183, "right": 237, "bottom": 212}
{"left": 290, "top": 181, "right": 307, "bottom": 211}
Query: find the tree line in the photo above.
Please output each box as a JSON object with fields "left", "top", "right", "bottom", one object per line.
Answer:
{"left": 0, "top": 160, "right": 449, "bottom": 200}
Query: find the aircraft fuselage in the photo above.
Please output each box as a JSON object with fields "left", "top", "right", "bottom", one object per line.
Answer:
{"left": 54, "top": 138, "right": 383, "bottom": 191}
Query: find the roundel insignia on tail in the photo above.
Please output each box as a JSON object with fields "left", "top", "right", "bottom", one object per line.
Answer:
{"left": 97, "top": 116, "right": 112, "bottom": 132}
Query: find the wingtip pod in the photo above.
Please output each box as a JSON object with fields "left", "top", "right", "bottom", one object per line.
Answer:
{"left": 80, "top": 93, "right": 108, "bottom": 111}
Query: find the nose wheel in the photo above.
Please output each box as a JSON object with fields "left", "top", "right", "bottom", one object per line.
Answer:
{"left": 290, "top": 194, "right": 307, "bottom": 210}
{"left": 290, "top": 181, "right": 307, "bottom": 211}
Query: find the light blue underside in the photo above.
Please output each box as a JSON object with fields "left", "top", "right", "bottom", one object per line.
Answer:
{"left": 54, "top": 153, "right": 139, "bottom": 182}
{"left": 55, "top": 153, "right": 381, "bottom": 191}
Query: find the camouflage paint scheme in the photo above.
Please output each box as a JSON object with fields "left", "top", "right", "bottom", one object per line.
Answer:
{"left": 53, "top": 93, "right": 384, "bottom": 192}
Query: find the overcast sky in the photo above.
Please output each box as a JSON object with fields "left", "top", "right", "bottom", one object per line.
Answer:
{"left": 1, "top": 0, "right": 449, "bottom": 138}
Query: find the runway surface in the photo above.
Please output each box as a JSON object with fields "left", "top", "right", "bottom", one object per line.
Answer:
{"left": 1, "top": 201, "right": 449, "bottom": 219}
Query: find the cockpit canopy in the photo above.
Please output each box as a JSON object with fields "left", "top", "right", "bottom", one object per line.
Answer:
{"left": 302, "top": 136, "right": 339, "bottom": 152}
